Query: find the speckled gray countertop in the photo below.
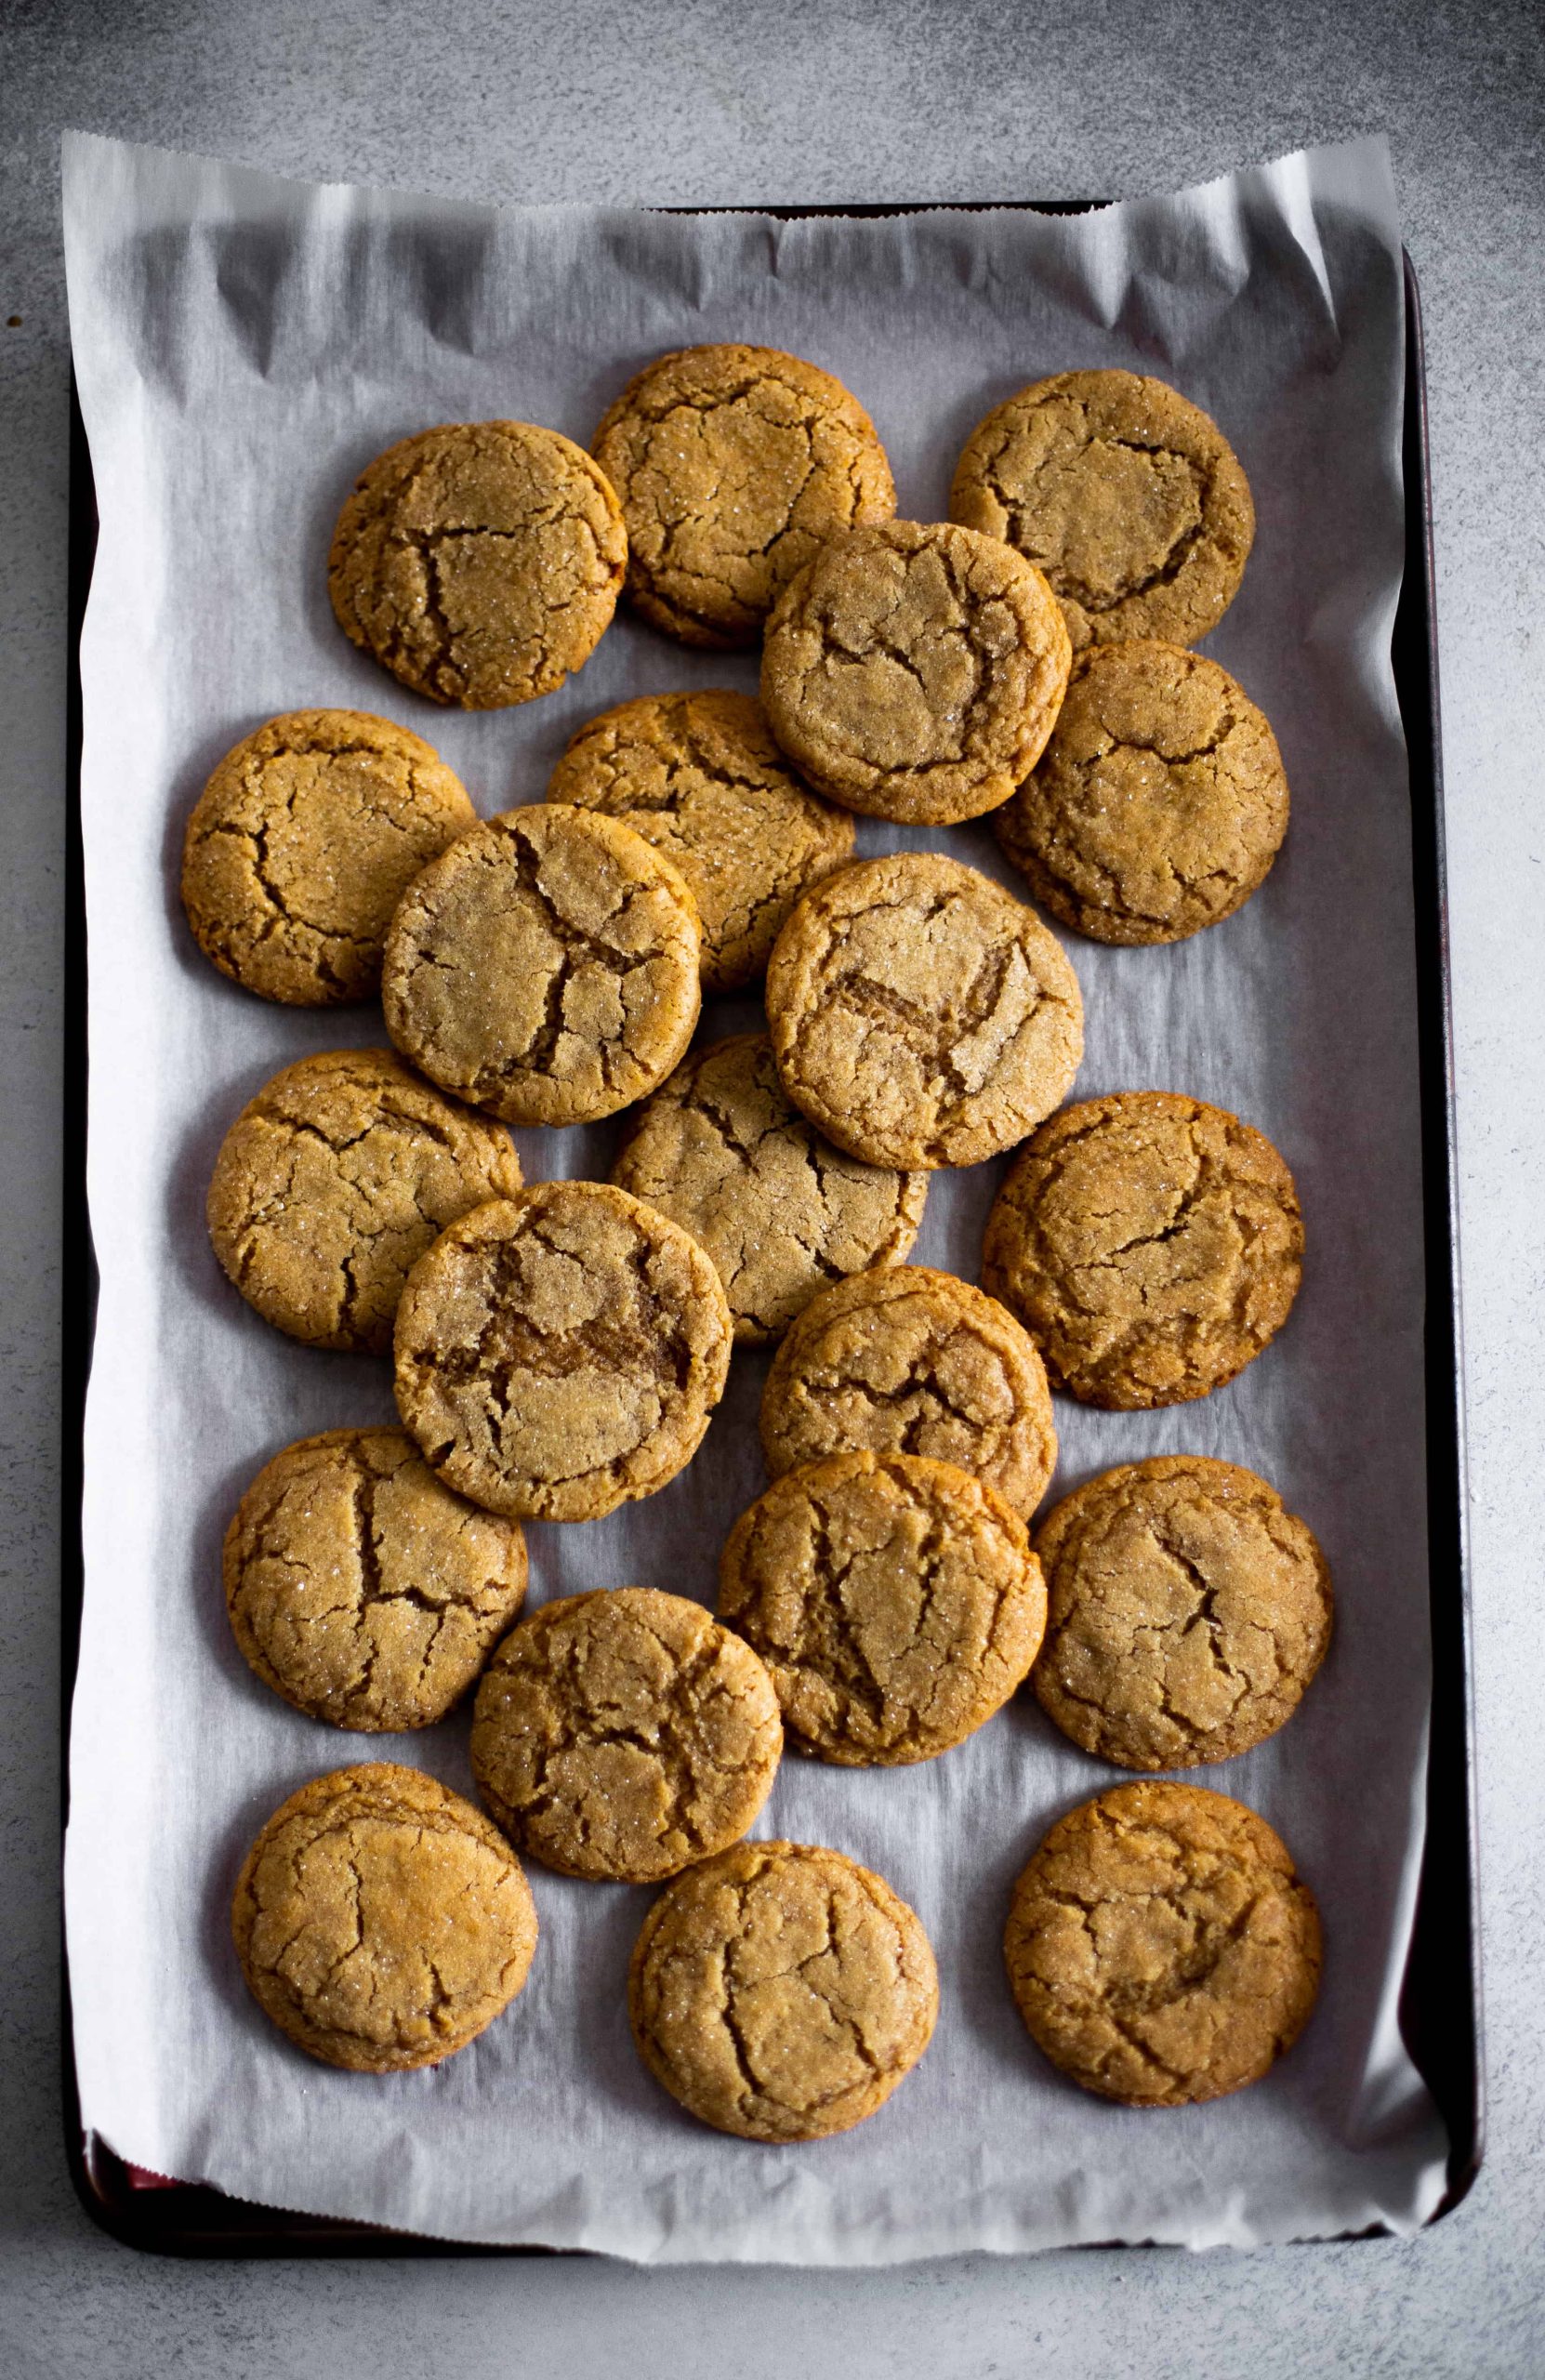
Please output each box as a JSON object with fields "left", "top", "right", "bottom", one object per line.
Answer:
{"left": 3, "top": 3, "right": 1542, "bottom": 2373}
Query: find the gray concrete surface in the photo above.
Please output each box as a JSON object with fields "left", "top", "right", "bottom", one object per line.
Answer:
{"left": 2, "top": 1, "right": 1542, "bottom": 2372}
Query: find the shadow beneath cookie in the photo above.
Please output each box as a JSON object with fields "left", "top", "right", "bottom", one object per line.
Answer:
{"left": 186, "top": 1444, "right": 276, "bottom": 1699}
{"left": 949, "top": 1691, "right": 1106, "bottom": 2085}
{"left": 547, "top": 1871, "right": 678, "bottom": 2126}
{"left": 166, "top": 1067, "right": 283, "bottom": 1317}
{"left": 199, "top": 1759, "right": 327, "bottom": 2035}
{"left": 159, "top": 712, "right": 276, "bottom": 977}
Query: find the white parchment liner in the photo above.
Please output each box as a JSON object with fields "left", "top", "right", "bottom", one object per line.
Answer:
{"left": 61, "top": 129, "right": 1449, "bottom": 2257}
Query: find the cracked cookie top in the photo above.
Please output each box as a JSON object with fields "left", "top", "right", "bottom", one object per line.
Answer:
{"left": 547, "top": 690, "right": 854, "bottom": 993}
{"left": 759, "top": 1265, "right": 1056, "bottom": 1518}
{"left": 181, "top": 709, "right": 477, "bottom": 1005}
{"left": 718, "top": 1449, "right": 1046, "bottom": 1765}
{"left": 610, "top": 1034, "right": 928, "bottom": 1345}
{"left": 232, "top": 1763, "right": 538, "bottom": 2072}
{"left": 764, "top": 851, "right": 1084, "bottom": 1170}
{"left": 225, "top": 1429, "right": 528, "bottom": 1733}
{"left": 592, "top": 344, "right": 895, "bottom": 650}
{"left": 470, "top": 1587, "right": 782, "bottom": 1883}
{"left": 1003, "top": 1780, "right": 1321, "bottom": 2106}
{"left": 996, "top": 641, "right": 1289, "bottom": 945}
{"left": 981, "top": 1091, "right": 1303, "bottom": 1408}
{"left": 950, "top": 369, "right": 1255, "bottom": 652}
{"left": 327, "top": 420, "right": 627, "bottom": 708}
{"left": 628, "top": 1838, "right": 938, "bottom": 2140}
{"left": 205, "top": 1049, "right": 522, "bottom": 1354}
{"left": 759, "top": 520, "right": 1072, "bottom": 825}
{"left": 382, "top": 803, "right": 702, "bottom": 1127}
{"left": 1031, "top": 1457, "right": 1333, "bottom": 1770}
{"left": 393, "top": 1181, "right": 733, "bottom": 1523}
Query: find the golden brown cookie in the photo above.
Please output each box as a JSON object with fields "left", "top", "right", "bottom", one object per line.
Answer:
{"left": 765, "top": 851, "right": 1084, "bottom": 1170}
{"left": 327, "top": 421, "right": 627, "bottom": 708}
{"left": 547, "top": 691, "right": 854, "bottom": 993}
{"left": 610, "top": 1034, "right": 929, "bottom": 1346}
{"left": 1031, "top": 1457, "right": 1332, "bottom": 1769}
{"left": 393, "top": 1181, "right": 733, "bottom": 1523}
{"left": 206, "top": 1049, "right": 522, "bottom": 1354}
{"left": 759, "top": 1265, "right": 1056, "bottom": 1519}
{"left": 981, "top": 1091, "right": 1303, "bottom": 1408}
{"left": 470, "top": 1588, "right": 782, "bottom": 1882}
{"left": 628, "top": 1839, "right": 938, "bottom": 2140}
{"left": 1003, "top": 1780, "right": 1321, "bottom": 2106}
{"left": 592, "top": 344, "right": 895, "bottom": 649}
{"left": 950, "top": 370, "right": 1255, "bottom": 651}
{"left": 759, "top": 520, "right": 1071, "bottom": 825}
{"left": 181, "top": 710, "right": 477, "bottom": 1005}
{"left": 225, "top": 1429, "right": 528, "bottom": 1733}
{"left": 382, "top": 803, "right": 702, "bottom": 1127}
{"left": 718, "top": 1450, "right": 1046, "bottom": 1765}
{"left": 995, "top": 642, "right": 1289, "bottom": 945}
{"left": 231, "top": 1763, "right": 538, "bottom": 2072}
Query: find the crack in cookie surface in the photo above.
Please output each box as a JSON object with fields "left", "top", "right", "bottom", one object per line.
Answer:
{"left": 1003, "top": 1780, "right": 1321, "bottom": 2105}
{"left": 718, "top": 1449, "right": 1045, "bottom": 1764}
{"left": 548, "top": 689, "right": 854, "bottom": 991}
{"left": 759, "top": 1264, "right": 1056, "bottom": 1516}
{"left": 950, "top": 371, "right": 1255, "bottom": 652}
{"left": 328, "top": 421, "right": 627, "bottom": 708}
{"left": 232, "top": 1764, "right": 538, "bottom": 2072}
{"left": 759, "top": 521, "right": 1071, "bottom": 825}
{"left": 593, "top": 345, "right": 895, "bottom": 649}
{"left": 470, "top": 1588, "right": 782, "bottom": 1881}
{"left": 611, "top": 1033, "right": 928, "bottom": 1344}
{"left": 182, "top": 710, "right": 478, "bottom": 1005}
{"left": 996, "top": 641, "right": 1289, "bottom": 945}
{"left": 627, "top": 1838, "right": 938, "bottom": 2139}
{"left": 225, "top": 1427, "right": 528, "bottom": 1732}
{"left": 982, "top": 1091, "right": 1302, "bottom": 1407}
{"left": 1031, "top": 1456, "right": 1332, "bottom": 1768}
{"left": 765, "top": 851, "right": 1083, "bottom": 1170}
{"left": 205, "top": 1049, "right": 522, "bottom": 1352}
{"left": 393, "top": 1182, "right": 733, "bottom": 1522}
{"left": 382, "top": 803, "right": 702, "bottom": 1126}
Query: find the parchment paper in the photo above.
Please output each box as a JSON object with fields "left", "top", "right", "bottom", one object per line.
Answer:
{"left": 61, "top": 128, "right": 1450, "bottom": 2258}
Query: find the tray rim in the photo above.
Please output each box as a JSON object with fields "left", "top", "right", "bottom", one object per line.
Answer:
{"left": 59, "top": 203, "right": 1483, "bottom": 2260}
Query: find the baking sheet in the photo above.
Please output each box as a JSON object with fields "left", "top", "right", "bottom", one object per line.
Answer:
{"left": 61, "top": 128, "right": 1450, "bottom": 2259}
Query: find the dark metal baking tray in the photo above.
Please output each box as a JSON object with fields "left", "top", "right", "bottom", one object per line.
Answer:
{"left": 59, "top": 212, "right": 1481, "bottom": 2255}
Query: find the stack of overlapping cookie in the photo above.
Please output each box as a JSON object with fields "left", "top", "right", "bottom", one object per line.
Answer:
{"left": 185, "top": 342, "right": 1327, "bottom": 2137}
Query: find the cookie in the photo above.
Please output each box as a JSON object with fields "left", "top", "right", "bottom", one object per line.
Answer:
{"left": 328, "top": 420, "right": 627, "bottom": 707}
{"left": 393, "top": 1181, "right": 733, "bottom": 1523}
{"left": 610, "top": 1034, "right": 929, "bottom": 1345}
{"left": 592, "top": 344, "right": 895, "bottom": 649}
{"left": 206, "top": 1049, "right": 522, "bottom": 1354}
{"left": 470, "top": 1588, "right": 782, "bottom": 1883}
{"left": 949, "top": 369, "right": 1255, "bottom": 651}
{"left": 995, "top": 642, "right": 1289, "bottom": 945}
{"left": 382, "top": 803, "right": 702, "bottom": 1128}
{"left": 1031, "top": 1457, "right": 1333, "bottom": 1770}
{"left": 718, "top": 1450, "right": 1046, "bottom": 1765}
{"left": 981, "top": 1091, "right": 1303, "bottom": 1408}
{"left": 231, "top": 1763, "right": 538, "bottom": 2072}
{"left": 628, "top": 1839, "right": 938, "bottom": 2140}
{"left": 225, "top": 1429, "right": 528, "bottom": 1733}
{"left": 759, "top": 1265, "right": 1056, "bottom": 1519}
{"left": 759, "top": 520, "right": 1071, "bottom": 825}
{"left": 765, "top": 851, "right": 1084, "bottom": 1170}
{"left": 181, "top": 709, "right": 478, "bottom": 1004}
{"left": 547, "top": 691, "right": 854, "bottom": 993}
{"left": 1003, "top": 1780, "right": 1321, "bottom": 2106}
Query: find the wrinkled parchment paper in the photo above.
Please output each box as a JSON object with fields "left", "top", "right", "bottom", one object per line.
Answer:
{"left": 61, "top": 129, "right": 1449, "bottom": 2257}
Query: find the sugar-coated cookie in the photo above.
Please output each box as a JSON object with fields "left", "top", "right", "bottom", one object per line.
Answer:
{"left": 628, "top": 1839, "right": 938, "bottom": 2139}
